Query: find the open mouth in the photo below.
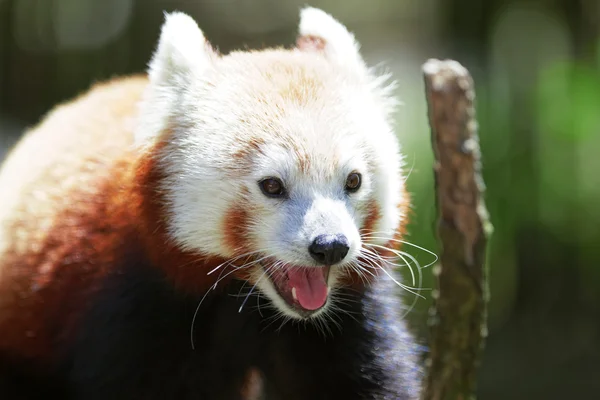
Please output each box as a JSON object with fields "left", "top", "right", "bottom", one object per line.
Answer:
{"left": 263, "top": 261, "right": 331, "bottom": 315}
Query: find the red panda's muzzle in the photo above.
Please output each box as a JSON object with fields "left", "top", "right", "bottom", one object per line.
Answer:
{"left": 267, "top": 264, "right": 331, "bottom": 313}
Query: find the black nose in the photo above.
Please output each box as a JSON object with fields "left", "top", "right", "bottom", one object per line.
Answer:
{"left": 308, "top": 234, "right": 350, "bottom": 265}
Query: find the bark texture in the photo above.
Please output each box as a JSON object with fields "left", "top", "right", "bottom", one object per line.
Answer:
{"left": 421, "top": 59, "right": 493, "bottom": 400}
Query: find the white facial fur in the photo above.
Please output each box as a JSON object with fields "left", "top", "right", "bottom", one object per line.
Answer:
{"left": 135, "top": 8, "right": 407, "bottom": 319}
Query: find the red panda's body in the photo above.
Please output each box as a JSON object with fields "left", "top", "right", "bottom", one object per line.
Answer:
{"left": 0, "top": 77, "right": 148, "bottom": 363}
{"left": 0, "top": 9, "right": 422, "bottom": 400}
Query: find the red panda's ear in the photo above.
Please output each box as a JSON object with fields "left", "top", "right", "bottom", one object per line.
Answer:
{"left": 148, "top": 12, "right": 217, "bottom": 86}
{"left": 296, "top": 7, "right": 366, "bottom": 71}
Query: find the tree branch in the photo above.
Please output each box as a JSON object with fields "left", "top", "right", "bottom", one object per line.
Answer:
{"left": 420, "top": 59, "right": 493, "bottom": 400}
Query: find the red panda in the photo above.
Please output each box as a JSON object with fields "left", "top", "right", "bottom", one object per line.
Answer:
{"left": 0, "top": 7, "right": 422, "bottom": 400}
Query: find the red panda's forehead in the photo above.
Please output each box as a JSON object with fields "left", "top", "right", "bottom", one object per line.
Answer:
{"left": 217, "top": 49, "right": 364, "bottom": 106}
{"left": 209, "top": 50, "right": 384, "bottom": 177}
{"left": 243, "top": 135, "right": 370, "bottom": 188}
{"left": 225, "top": 120, "right": 372, "bottom": 183}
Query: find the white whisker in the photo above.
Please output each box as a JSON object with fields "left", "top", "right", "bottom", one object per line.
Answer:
{"left": 361, "top": 245, "right": 418, "bottom": 287}
{"left": 238, "top": 271, "right": 266, "bottom": 313}
{"left": 206, "top": 250, "right": 262, "bottom": 275}
{"left": 212, "top": 254, "right": 271, "bottom": 288}
{"left": 191, "top": 249, "right": 275, "bottom": 349}
{"left": 361, "top": 232, "right": 438, "bottom": 266}
{"left": 190, "top": 287, "right": 216, "bottom": 350}
{"left": 357, "top": 255, "right": 425, "bottom": 299}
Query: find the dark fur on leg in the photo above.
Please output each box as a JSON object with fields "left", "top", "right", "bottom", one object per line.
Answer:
{"left": 4, "top": 257, "right": 421, "bottom": 399}
{"left": 258, "top": 274, "right": 423, "bottom": 399}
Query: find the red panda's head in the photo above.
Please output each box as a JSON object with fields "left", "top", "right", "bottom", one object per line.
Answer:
{"left": 135, "top": 8, "right": 409, "bottom": 320}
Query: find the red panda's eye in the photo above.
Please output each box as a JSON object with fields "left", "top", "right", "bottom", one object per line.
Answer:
{"left": 345, "top": 172, "right": 361, "bottom": 193}
{"left": 259, "top": 178, "right": 286, "bottom": 198}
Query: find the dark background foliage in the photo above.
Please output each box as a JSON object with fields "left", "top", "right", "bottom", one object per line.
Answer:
{"left": 1, "top": 1, "right": 599, "bottom": 398}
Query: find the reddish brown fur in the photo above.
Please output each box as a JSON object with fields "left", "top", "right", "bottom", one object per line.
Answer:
{"left": 360, "top": 199, "right": 381, "bottom": 239}
{"left": 0, "top": 77, "right": 149, "bottom": 363}
{"left": 223, "top": 203, "right": 252, "bottom": 255}
{"left": 277, "top": 66, "right": 322, "bottom": 106}
{"left": 0, "top": 77, "right": 242, "bottom": 365}
{"left": 231, "top": 136, "right": 266, "bottom": 167}
{"left": 133, "top": 139, "right": 230, "bottom": 294}
{"left": 342, "top": 187, "right": 411, "bottom": 289}
{"left": 239, "top": 367, "right": 264, "bottom": 400}
{"left": 221, "top": 191, "right": 259, "bottom": 284}
{"left": 294, "top": 147, "right": 311, "bottom": 174}
{"left": 0, "top": 160, "right": 140, "bottom": 363}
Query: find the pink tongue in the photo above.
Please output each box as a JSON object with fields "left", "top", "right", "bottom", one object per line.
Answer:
{"left": 287, "top": 268, "right": 328, "bottom": 310}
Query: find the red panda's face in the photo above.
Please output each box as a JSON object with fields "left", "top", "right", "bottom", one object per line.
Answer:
{"left": 136, "top": 9, "right": 409, "bottom": 320}
{"left": 236, "top": 131, "right": 373, "bottom": 318}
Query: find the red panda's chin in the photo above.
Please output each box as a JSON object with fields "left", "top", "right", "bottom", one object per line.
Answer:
{"left": 264, "top": 262, "right": 331, "bottom": 314}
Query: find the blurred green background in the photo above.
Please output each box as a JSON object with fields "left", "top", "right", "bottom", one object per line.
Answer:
{"left": 0, "top": 0, "right": 599, "bottom": 398}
